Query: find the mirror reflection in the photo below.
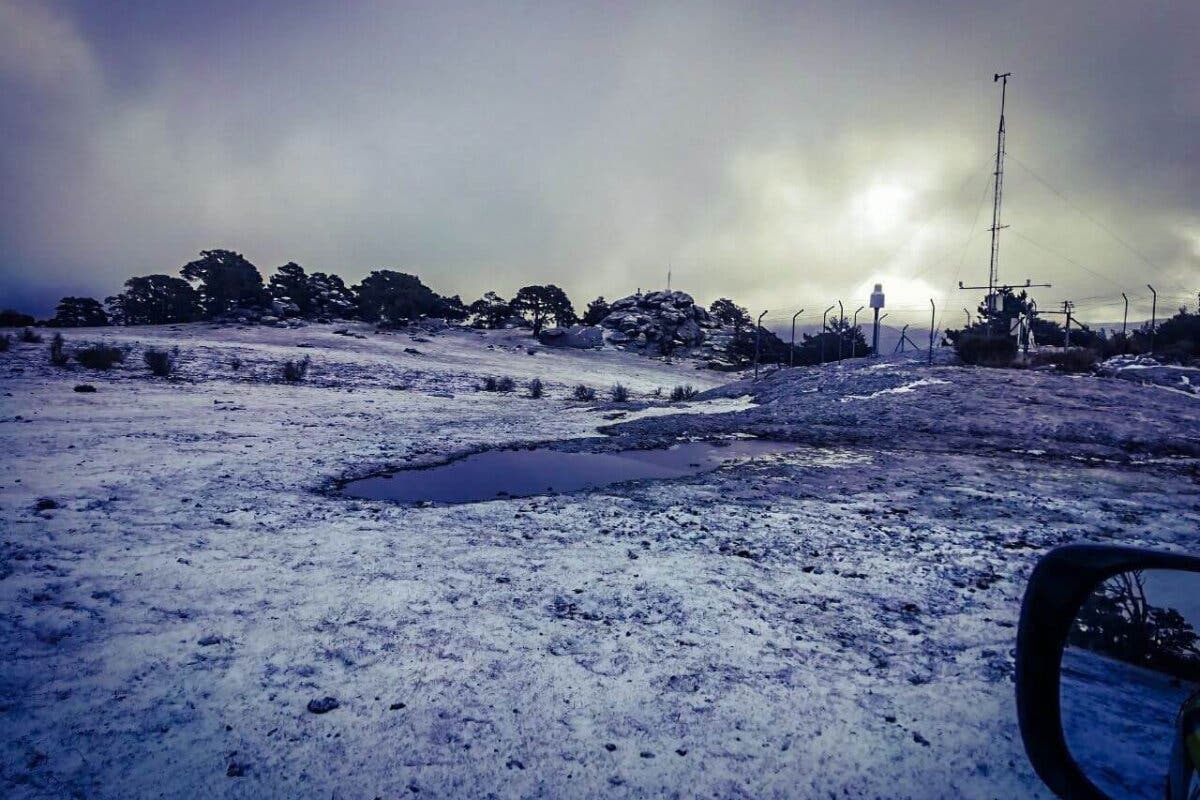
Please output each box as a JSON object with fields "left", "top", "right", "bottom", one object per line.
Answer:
{"left": 1061, "top": 569, "right": 1200, "bottom": 799}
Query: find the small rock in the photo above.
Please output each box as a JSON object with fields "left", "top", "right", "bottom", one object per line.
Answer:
{"left": 34, "top": 498, "right": 59, "bottom": 511}
{"left": 198, "top": 635, "right": 222, "bottom": 647}
{"left": 227, "top": 762, "right": 247, "bottom": 777}
{"left": 912, "top": 731, "right": 930, "bottom": 746}
{"left": 73, "top": 384, "right": 97, "bottom": 393}
{"left": 389, "top": 702, "right": 406, "bottom": 710}
{"left": 603, "top": 743, "right": 617, "bottom": 752}
{"left": 306, "top": 696, "right": 339, "bottom": 714}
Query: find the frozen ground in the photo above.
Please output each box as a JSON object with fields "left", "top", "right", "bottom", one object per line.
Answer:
{"left": 2, "top": 322, "right": 1198, "bottom": 799}
{"left": 1060, "top": 647, "right": 1193, "bottom": 800}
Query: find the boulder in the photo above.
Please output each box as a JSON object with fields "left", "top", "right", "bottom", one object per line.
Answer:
{"left": 538, "top": 325, "right": 603, "bottom": 349}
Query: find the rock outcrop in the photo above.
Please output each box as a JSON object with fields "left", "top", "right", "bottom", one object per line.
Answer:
{"left": 537, "top": 324, "right": 604, "bottom": 349}
{"left": 599, "top": 291, "right": 717, "bottom": 353}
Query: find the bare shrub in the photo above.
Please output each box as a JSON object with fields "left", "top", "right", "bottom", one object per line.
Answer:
{"left": 1032, "top": 349, "right": 1099, "bottom": 374}
{"left": 0, "top": 334, "right": 9, "bottom": 352}
{"left": 610, "top": 383, "right": 630, "bottom": 403}
{"left": 49, "top": 333, "right": 68, "bottom": 367}
{"left": 954, "top": 332, "right": 1017, "bottom": 367}
{"left": 144, "top": 348, "right": 175, "bottom": 377}
{"left": 21, "top": 328, "right": 42, "bottom": 343}
{"left": 528, "top": 377, "right": 544, "bottom": 398}
{"left": 572, "top": 384, "right": 596, "bottom": 401}
{"left": 496, "top": 376, "right": 516, "bottom": 393}
{"left": 669, "top": 384, "right": 698, "bottom": 402}
{"left": 281, "top": 356, "right": 310, "bottom": 383}
{"left": 76, "top": 344, "right": 125, "bottom": 370}
{"left": 229, "top": 356, "right": 243, "bottom": 371}
{"left": 483, "top": 376, "right": 499, "bottom": 391}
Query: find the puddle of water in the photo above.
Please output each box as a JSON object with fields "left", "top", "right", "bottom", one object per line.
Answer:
{"left": 341, "top": 439, "right": 803, "bottom": 504}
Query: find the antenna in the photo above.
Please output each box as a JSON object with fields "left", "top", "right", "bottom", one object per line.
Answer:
{"left": 960, "top": 74, "right": 1051, "bottom": 336}
{"left": 667, "top": 262, "right": 672, "bottom": 292}
{"left": 988, "top": 72, "right": 1012, "bottom": 294}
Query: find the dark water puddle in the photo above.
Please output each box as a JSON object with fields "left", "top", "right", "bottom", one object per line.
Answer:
{"left": 340, "top": 439, "right": 802, "bottom": 505}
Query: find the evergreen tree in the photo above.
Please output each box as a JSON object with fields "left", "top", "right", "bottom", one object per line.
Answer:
{"left": 510, "top": 285, "right": 576, "bottom": 335}
{"left": 582, "top": 296, "right": 610, "bottom": 326}
{"left": 180, "top": 249, "right": 269, "bottom": 317}
{"left": 468, "top": 292, "right": 513, "bottom": 329}
{"left": 49, "top": 297, "right": 109, "bottom": 327}
{"left": 709, "top": 298, "right": 751, "bottom": 335}
{"left": 107, "top": 275, "right": 202, "bottom": 325}
{"left": 306, "top": 272, "right": 357, "bottom": 319}
{"left": 353, "top": 270, "right": 443, "bottom": 324}
{"left": 268, "top": 262, "right": 312, "bottom": 315}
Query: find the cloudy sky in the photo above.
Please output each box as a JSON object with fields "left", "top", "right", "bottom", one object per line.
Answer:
{"left": 1, "top": 0, "right": 1196, "bottom": 326}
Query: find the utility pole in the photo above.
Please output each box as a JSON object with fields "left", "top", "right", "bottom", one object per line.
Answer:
{"left": 789, "top": 309, "right": 804, "bottom": 368}
{"left": 1121, "top": 292, "right": 1129, "bottom": 353}
{"left": 964, "top": 308, "right": 972, "bottom": 327}
{"left": 928, "top": 299, "right": 936, "bottom": 366}
{"left": 1061, "top": 300, "right": 1074, "bottom": 349}
{"left": 1022, "top": 299, "right": 1038, "bottom": 358}
{"left": 1147, "top": 284, "right": 1157, "bottom": 354}
{"left": 667, "top": 263, "right": 672, "bottom": 292}
{"left": 836, "top": 300, "right": 844, "bottom": 361}
{"left": 869, "top": 284, "right": 885, "bottom": 357}
{"left": 851, "top": 306, "right": 864, "bottom": 358}
{"left": 820, "top": 304, "right": 834, "bottom": 365}
{"left": 987, "top": 72, "right": 1012, "bottom": 299}
{"left": 753, "top": 310, "right": 767, "bottom": 381}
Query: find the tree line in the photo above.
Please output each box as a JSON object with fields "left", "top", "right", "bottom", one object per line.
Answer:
{"left": 0, "top": 249, "right": 609, "bottom": 333}
{"left": 0, "top": 247, "right": 882, "bottom": 369}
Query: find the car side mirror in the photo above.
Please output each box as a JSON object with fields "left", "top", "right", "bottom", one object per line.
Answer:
{"left": 1016, "top": 545, "right": 1200, "bottom": 799}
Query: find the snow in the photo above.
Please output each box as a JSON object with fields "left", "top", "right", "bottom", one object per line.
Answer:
{"left": 608, "top": 395, "right": 758, "bottom": 424}
{"left": 2, "top": 322, "right": 1199, "bottom": 798}
{"left": 839, "top": 377, "right": 951, "bottom": 402}
{"left": 1061, "top": 648, "right": 1192, "bottom": 800}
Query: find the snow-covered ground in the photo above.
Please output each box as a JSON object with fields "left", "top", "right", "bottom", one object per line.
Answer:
{"left": 1061, "top": 647, "right": 1193, "bottom": 800}
{"left": 2, "top": 322, "right": 1198, "bottom": 798}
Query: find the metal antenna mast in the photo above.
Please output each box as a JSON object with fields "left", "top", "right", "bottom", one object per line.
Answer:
{"left": 987, "top": 72, "right": 1011, "bottom": 295}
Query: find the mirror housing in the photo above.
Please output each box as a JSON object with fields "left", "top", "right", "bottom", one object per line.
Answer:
{"left": 1016, "top": 544, "right": 1200, "bottom": 799}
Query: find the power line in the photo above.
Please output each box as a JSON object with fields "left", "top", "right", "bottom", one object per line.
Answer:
{"left": 1008, "top": 154, "right": 1192, "bottom": 295}
{"left": 1006, "top": 230, "right": 1127, "bottom": 290}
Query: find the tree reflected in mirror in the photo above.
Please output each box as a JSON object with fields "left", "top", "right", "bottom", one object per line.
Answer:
{"left": 1061, "top": 569, "right": 1200, "bottom": 800}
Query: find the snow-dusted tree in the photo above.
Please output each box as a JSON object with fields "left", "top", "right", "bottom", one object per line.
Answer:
{"left": 510, "top": 285, "right": 576, "bottom": 335}
{"left": 49, "top": 297, "right": 109, "bottom": 327}
{"left": 709, "top": 298, "right": 751, "bottom": 335}
{"left": 268, "top": 262, "right": 312, "bottom": 316}
{"left": 107, "top": 275, "right": 202, "bottom": 325}
{"left": 180, "top": 249, "right": 269, "bottom": 317}
{"left": 306, "top": 272, "right": 357, "bottom": 319}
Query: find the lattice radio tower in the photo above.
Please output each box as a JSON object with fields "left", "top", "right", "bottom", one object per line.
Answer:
{"left": 987, "top": 72, "right": 1010, "bottom": 293}
{"left": 959, "top": 73, "right": 1050, "bottom": 324}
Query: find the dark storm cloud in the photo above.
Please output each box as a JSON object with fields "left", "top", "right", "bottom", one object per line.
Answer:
{"left": 1, "top": 0, "right": 1196, "bottom": 322}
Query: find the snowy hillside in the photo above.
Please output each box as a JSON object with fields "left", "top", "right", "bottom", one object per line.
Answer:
{"left": 2, "top": 322, "right": 1198, "bottom": 799}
